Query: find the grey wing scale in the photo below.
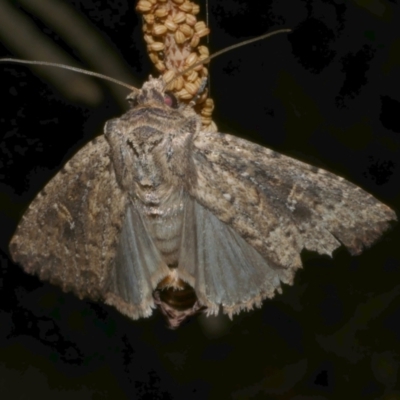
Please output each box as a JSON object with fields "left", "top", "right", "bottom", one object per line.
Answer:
{"left": 184, "top": 131, "right": 396, "bottom": 312}
{"left": 177, "top": 196, "right": 286, "bottom": 317}
{"left": 105, "top": 204, "right": 170, "bottom": 319}
{"left": 10, "top": 136, "right": 167, "bottom": 320}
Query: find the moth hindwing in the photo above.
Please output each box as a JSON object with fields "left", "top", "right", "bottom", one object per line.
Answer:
{"left": 10, "top": 77, "right": 396, "bottom": 328}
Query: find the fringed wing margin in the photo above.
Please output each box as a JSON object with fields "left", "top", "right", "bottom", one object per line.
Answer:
{"left": 188, "top": 131, "right": 396, "bottom": 289}
{"left": 177, "top": 196, "right": 287, "bottom": 317}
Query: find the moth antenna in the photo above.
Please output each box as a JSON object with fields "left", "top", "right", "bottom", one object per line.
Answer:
{"left": 0, "top": 28, "right": 291, "bottom": 95}
{"left": 165, "top": 28, "right": 292, "bottom": 86}
{"left": 0, "top": 58, "right": 139, "bottom": 94}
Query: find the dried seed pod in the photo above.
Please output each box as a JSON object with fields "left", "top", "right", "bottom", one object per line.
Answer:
{"left": 174, "top": 30, "right": 186, "bottom": 44}
{"left": 200, "top": 66, "right": 208, "bottom": 77}
{"left": 152, "top": 24, "right": 167, "bottom": 36}
{"left": 155, "top": 62, "right": 166, "bottom": 72}
{"left": 144, "top": 34, "right": 154, "bottom": 44}
{"left": 191, "top": 3, "right": 200, "bottom": 14}
{"left": 194, "top": 21, "right": 207, "bottom": 33}
{"left": 143, "top": 13, "right": 155, "bottom": 25}
{"left": 148, "top": 52, "right": 159, "bottom": 64}
{"left": 165, "top": 79, "right": 176, "bottom": 91}
{"left": 191, "top": 61, "right": 204, "bottom": 72}
{"left": 179, "top": 23, "right": 193, "bottom": 38}
{"left": 164, "top": 19, "right": 178, "bottom": 32}
{"left": 184, "top": 81, "right": 199, "bottom": 96}
{"left": 175, "top": 75, "right": 184, "bottom": 91}
{"left": 193, "top": 77, "right": 202, "bottom": 88}
{"left": 198, "top": 45, "right": 209, "bottom": 57}
{"left": 198, "top": 54, "right": 209, "bottom": 63}
{"left": 136, "top": 0, "right": 153, "bottom": 13}
{"left": 190, "top": 34, "right": 200, "bottom": 48}
{"left": 136, "top": 0, "right": 213, "bottom": 127}
{"left": 205, "top": 98, "right": 214, "bottom": 110}
{"left": 173, "top": 11, "right": 186, "bottom": 25}
{"left": 154, "top": 7, "right": 168, "bottom": 18}
{"left": 184, "top": 52, "right": 198, "bottom": 67}
{"left": 176, "top": 88, "right": 191, "bottom": 99}
{"left": 185, "top": 13, "right": 197, "bottom": 27}
{"left": 185, "top": 70, "right": 198, "bottom": 82}
{"left": 201, "top": 107, "right": 213, "bottom": 117}
{"left": 149, "top": 42, "right": 165, "bottom": 52}
{"left": 162, "top": 70, "right": 176, "bottom": 84}
{"left": 179, "top": 2, "right": 193, "bottom": 13}
{"left": 196, "top": 27, "right": 210, "bottom": 38}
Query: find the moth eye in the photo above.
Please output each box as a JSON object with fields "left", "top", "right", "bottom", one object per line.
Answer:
{"left": 164, "top": 92, "right": 178, "bottom": 109}
{"left": 127, "top": 95, "right": 139, "bottom": 108}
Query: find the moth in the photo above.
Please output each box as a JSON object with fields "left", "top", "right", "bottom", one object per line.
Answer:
{"left": 9, "top": 73, "right": 396, "bottom": 328}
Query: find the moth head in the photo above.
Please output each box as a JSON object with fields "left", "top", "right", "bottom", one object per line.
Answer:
{"left": 126, "top": 76, "right": 179, "bottom": 110}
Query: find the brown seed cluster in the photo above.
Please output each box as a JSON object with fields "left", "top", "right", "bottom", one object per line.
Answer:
{"left": 136, "top": 0, "right": 214, "bottom": 127}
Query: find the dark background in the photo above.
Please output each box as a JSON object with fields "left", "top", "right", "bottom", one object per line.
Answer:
{"left": 1, "top": 0, "right": 399, "bottom": 398}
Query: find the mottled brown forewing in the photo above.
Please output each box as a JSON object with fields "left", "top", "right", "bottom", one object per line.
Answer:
{"left": 10, "top": 136, "right": 127, "bottom": 301}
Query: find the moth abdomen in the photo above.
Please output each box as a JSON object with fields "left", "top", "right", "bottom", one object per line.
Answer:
{"left": 156, "top": 278, "right": 198, "bottom": 311}
{"left": 154, "top": 275, "right": 205, "bottom": 329}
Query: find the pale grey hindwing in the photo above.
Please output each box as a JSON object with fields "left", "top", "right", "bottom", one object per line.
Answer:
{"left": 177, "top": 195, "right": 285, "bottom": 317}
{"left": 105, "top": 203, "right": 170, "bottom": 319}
